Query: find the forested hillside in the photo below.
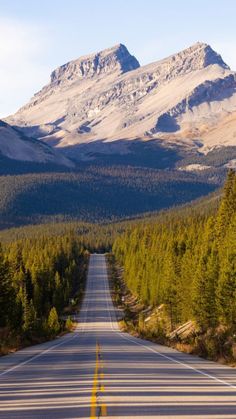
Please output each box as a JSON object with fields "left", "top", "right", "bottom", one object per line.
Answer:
{"left": 0, "top": 233, "right": 88, "bottom": 354}
{"left": 0, "top": 165, "right": 221, "bottom": 228}
{"left": 113, "top": 170, "right": 236, "bottom": 361}
{"left": 0, "top": 185, "right": 221, "bottom": 249}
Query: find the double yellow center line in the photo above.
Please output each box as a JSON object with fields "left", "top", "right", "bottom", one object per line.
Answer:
{"left": 90, "top": 342, "right": 107, "bottom": 418}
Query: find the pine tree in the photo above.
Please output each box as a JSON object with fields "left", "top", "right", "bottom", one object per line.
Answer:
{"left": 163, "top": 241, "right": 180, "bottom": 329}
{"left": 48, "top": 307, "right": 60, "bottom": 336}
{"left": 23, "top": 291, "right": 36, "bottom": 334}
{"left": 217, "top": 215, "right": 236, "bottom": 328}
{"left": 0, "top": 244, "right": 13, "bottom": 327}
{"left": 216, "top": 170, "right": 236, "bottom": 242}
{"left": 52, "top": 271, "right": 63, "bottom": 312}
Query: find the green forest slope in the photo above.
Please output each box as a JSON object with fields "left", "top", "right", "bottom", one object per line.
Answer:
{"left": 113, "top": 170, "right": 236, "bottom": 363}
{"left": 0, "top": 165, "right": 221, "bottom": 228}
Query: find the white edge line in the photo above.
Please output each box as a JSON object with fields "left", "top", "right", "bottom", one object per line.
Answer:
{"left": 0, "top": 256, "right": 94, "bottom": 378}
{"left": 103, "top": 255, "right": 236, "bottom": 391}
{"left": 0, "top": 334, "right": 77, "bottom": 377}
{"left": 118, "top": 332, "right": 236, "bottom": 390}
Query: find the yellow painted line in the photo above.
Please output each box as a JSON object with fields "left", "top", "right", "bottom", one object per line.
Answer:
{"left": 90, "top": 342, "right": 107, "bottom": 418}
{"left": 90, "top": 343, "right": 99, "bottom": 419}
{"left": 101, "top": 404, "right": 107, "bottom": 416}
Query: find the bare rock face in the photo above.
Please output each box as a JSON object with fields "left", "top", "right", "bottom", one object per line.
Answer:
{"left": 6, "top": 42, "right": 236, "bottom": 160}
{"left": 50, "top": 43, "right": 140, "bottom": 83}
{"left": 186, "top": 42, "right": 229, "bottom": 69}
{"left": 21, "top": 44, "right": 140, "bottom": 110}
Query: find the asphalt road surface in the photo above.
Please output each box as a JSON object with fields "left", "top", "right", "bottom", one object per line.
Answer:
{"left": 0, "top": 254, "right": 236, "bottom": 418}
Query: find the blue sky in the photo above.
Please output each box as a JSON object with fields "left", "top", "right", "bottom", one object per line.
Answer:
{"left": 0, "top": 0, "right": 236, "bottom": 116}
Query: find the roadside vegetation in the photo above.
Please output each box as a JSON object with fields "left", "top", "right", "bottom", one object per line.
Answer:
{"left": 0, "top": 233, "right": 88, "bottom": 355}
{"left": 112, "top": 170, "right": 236, "bottom": 365}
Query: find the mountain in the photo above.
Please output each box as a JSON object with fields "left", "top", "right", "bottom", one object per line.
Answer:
{"left": 6, "top": 42, "right": 236, "bottom": 164}
{"left": 0, "top": 120, "right": 73, "bottom": 168}
{"left": 1, "top": 42, "right": 235, "bottom": 227}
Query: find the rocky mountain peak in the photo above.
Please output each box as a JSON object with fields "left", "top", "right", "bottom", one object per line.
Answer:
{"left": 50, "top": 43, "right": 140, "bottom": 86}
{"left": 7, "top": 41, "right": 235, "bottom": 158}
{"left": 178, "top": 42, "right": 230, "bottom": 70}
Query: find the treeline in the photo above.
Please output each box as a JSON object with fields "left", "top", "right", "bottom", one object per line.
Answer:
{"left": 0, "top": 233, "right": 88, "bottom": 353}
{"left": 0, "top": 221, "right": 125, "bottom": 254}
{"left": 113, "top": 170, "right": 236, "bottom": 359}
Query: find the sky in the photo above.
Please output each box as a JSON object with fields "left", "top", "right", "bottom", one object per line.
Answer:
{"left": 0, "top": 0, "right": 236, "bottom": 117}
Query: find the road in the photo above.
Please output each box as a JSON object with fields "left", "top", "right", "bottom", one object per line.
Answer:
{"left": 0, "top": 253, "right": 236, "bottom": 418}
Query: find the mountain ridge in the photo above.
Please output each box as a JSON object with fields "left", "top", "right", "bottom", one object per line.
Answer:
{"left": 18, "top": 43, "right": 140, "bottom": 112}
{"left": 4, "top": 41, "right": 236, "bottom": 166}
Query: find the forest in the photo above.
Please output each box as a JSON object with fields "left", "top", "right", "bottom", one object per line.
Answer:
{"left": 0, "top": 164, "right": 221, "bottom": 229}
{"left": 0, "top": 233, "right": 88, "bottom": 354}
{"left": 113, "top": 170, "right": 236, "bottom": 361}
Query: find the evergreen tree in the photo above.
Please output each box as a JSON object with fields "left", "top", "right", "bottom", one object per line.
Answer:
{"left": 217, "top": 215, "right": 236, "bottom": 328}
{"left": 193, "top": 248, "right": 219, "bottom": 329}
{"left": 216, "top": 170, "right": 236, "bottom": 242}
{"left": 23, "top": 290, "right": 36, "bottom": 334}
{"left": 0, "top": 244, "right": 13, "bottom": 327}
{"left": 53, "top": 271, "right": 64, "bottom": 312}
{"left": 48, "top": 307, "right": 60, "bottom": 335}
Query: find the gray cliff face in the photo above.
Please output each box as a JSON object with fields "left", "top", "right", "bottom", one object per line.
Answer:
{"left": 50, "top": 42, "right": 228, "bottom": 91}
{"left": 26, "top": 42, "right": 229, "bottom": 112}
{"left": 202, "top": 43, "right": 229, "bottom": 69}
{"left": 19, "top": 44, "right": 140, "bottom": 110}
{"left": 52, "top": 43, "right": 231, "bottom": 122}
{"left": 50, "top": 44, "right": 140, "bottom": 85}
